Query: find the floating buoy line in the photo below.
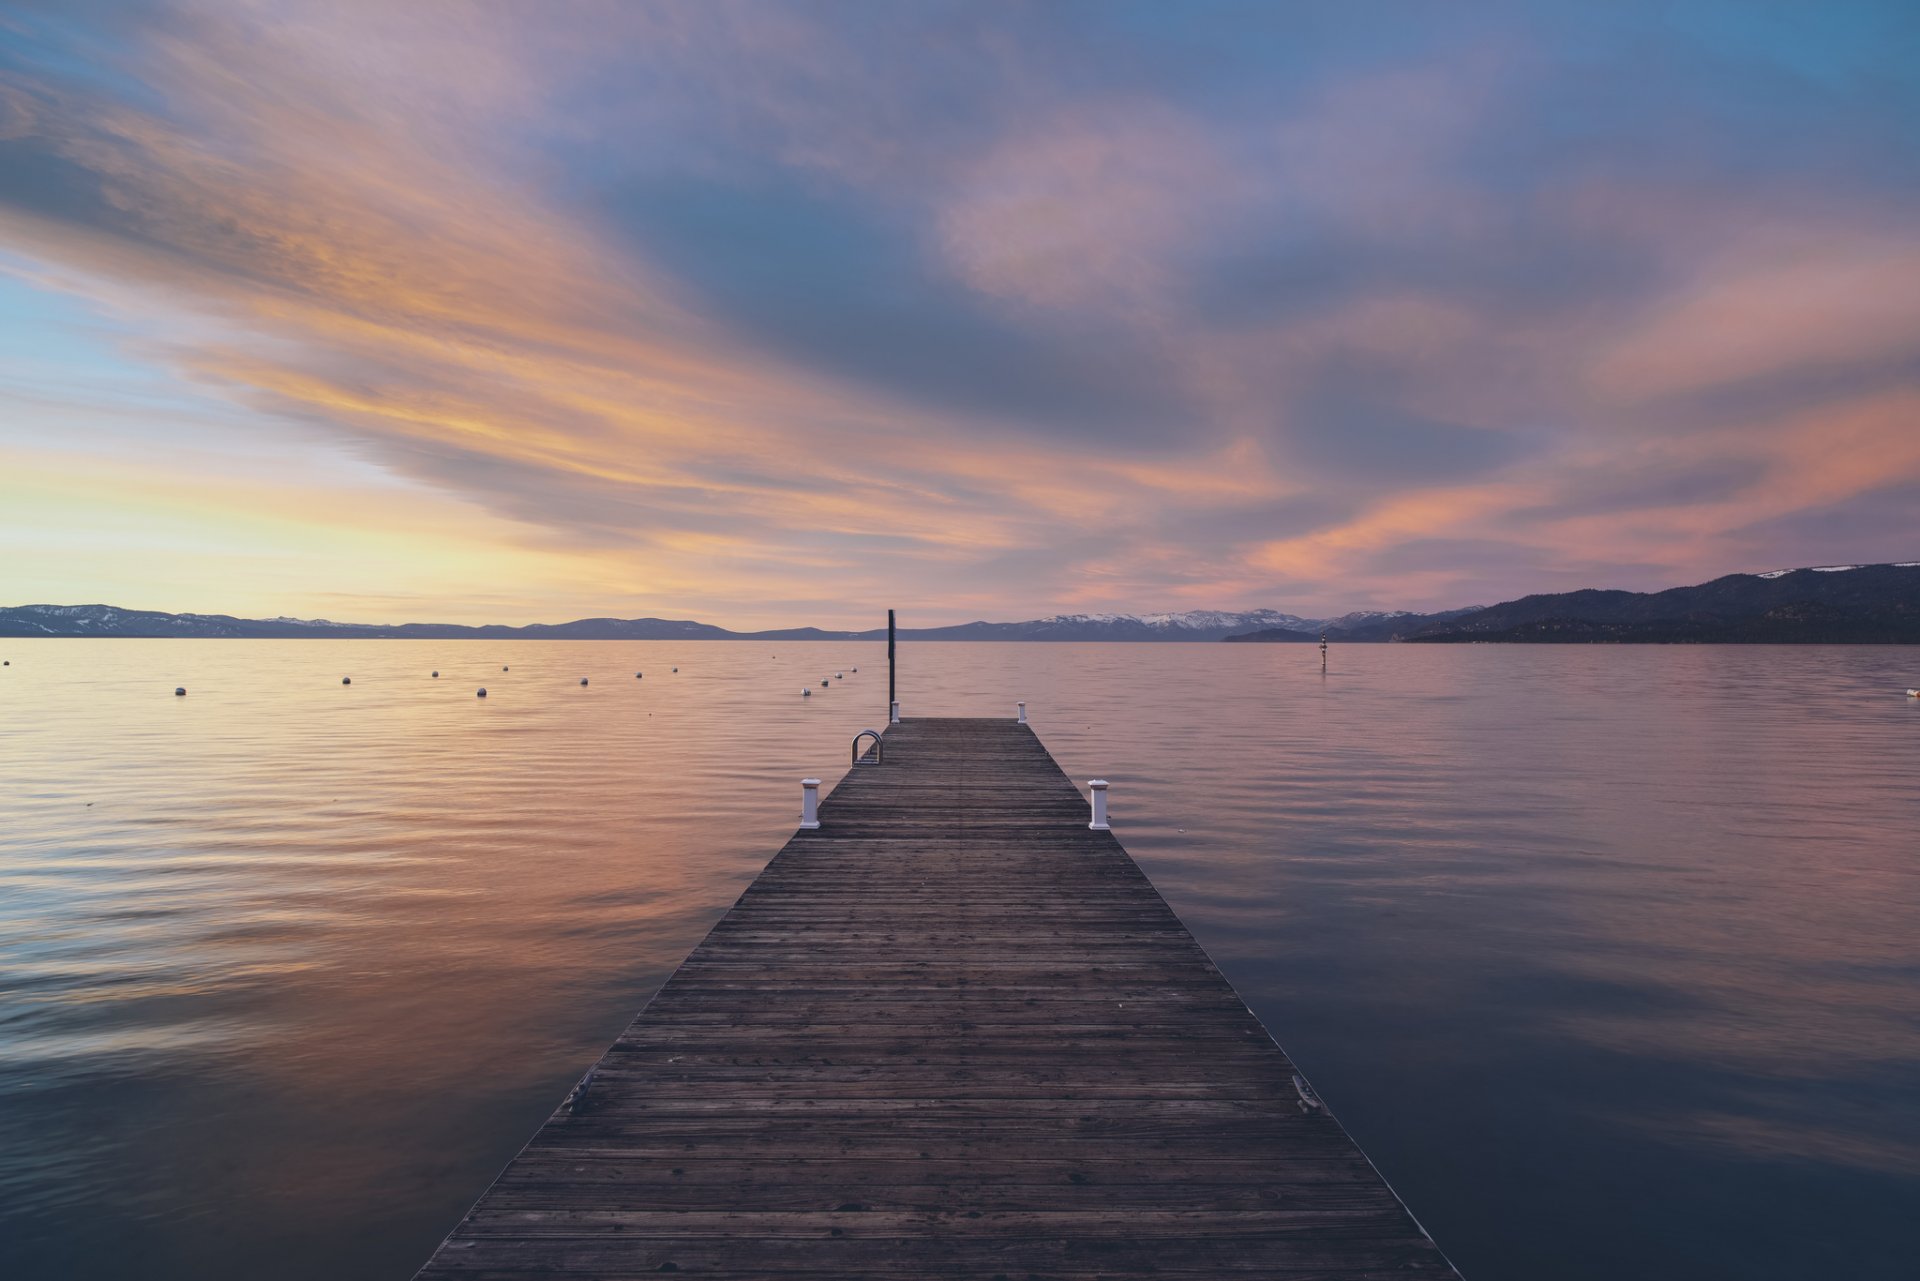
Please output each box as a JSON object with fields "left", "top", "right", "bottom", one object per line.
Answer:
{"left": 138, "top": 655, "right": 875, "bottom": 701}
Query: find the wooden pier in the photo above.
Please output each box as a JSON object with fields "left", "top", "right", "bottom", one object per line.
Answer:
{"left": 417, "top": 718, "right": 1457, "bottom": 1278}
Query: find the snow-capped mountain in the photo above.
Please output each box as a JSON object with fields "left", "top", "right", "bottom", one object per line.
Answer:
{"left": 1758, "top": 562, "right": 1920, "bottom": 578}
{"left": 1318, "top": 609, "right": 1415, "bottom": 630}
{"left": 25, "top": 567, "right": 1910, "bottom": 645}
{"left": 1059, "top": 610, "right": 1319, "bottom": 631}
{"left": 1018, "top": 609, "right": 1320, "bottom": 638}
{"left": 1219, "top": 606, "right": 1489, "bottom": 643}
{"left": 0, "top": 604, "right": 1354, "bottom": 642}
{"left": 0, "top": 604, "right": 256, "bottom": 636}
{"left": 893, "top": 609, "right": 1355, "bottom": 641}
{"left": 0, "top": 603, "right": 1481, "bottom": 642}
{"left": 0, "top": 604, "right": 749, "bottom": 640}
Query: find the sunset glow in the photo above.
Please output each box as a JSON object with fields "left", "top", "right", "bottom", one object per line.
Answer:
{"left": 4, "top": 2, "right": 1917, "bottom": 625}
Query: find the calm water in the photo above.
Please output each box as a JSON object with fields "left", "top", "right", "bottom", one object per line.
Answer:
{"left": 1, "top": 640, "right": 1916, "bottom": 1279}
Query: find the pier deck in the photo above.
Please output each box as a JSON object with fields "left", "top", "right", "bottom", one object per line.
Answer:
{"left": 417, "top": 717, "right": 1456, "bottom": 1278}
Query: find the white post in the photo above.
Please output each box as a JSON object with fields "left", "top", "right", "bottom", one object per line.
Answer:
{"left": 1088, "top": 779, "right": 1110, "bottom": 831}
{"left": 799, "top": 778, "right": 821, "bottom": 829}
{"left": 1016, "top": 701, "right": 1027, "bottom": 724}
{"left": 890, "top": 700, "right": 901, "bottom": 724}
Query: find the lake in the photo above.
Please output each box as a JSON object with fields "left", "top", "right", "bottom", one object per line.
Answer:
{"left": 1, "top": 639, "right": 1916, "bottom": 1279}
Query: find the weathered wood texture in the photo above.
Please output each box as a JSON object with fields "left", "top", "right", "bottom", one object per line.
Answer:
{"left": 417, "top": 718, "right": 1457, "bottom": 1278}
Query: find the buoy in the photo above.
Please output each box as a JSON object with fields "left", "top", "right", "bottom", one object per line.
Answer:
{"left": 342, "top": 676, "right": 351, "bottom": 685}
{"left": 432, "top": 670, "right": 439, "bottom": 677}
{"left": 836, "top": 672, "right": 844, "bottom": 679}
{"left": 502, "top": 666, "right": 509, "bottom": 671}
{"left": 174, "top": 687, "right": 186, "bottom": 696}
{"left": 635, "top": 672, "right": 642, "bottom": 679}
{"left": 580, "top": 677, "right": 589, "bottom": 686}
{"left": 851, "top": 667, "right": 857, "bottom": 672}
{"left": 477, "top": 687, "right": 488, "bottom": 697}
{"left": 821, "top": 679, "right": 829, "bottom": 687}
{"left": 1908, "top": 689, "right": 1920, "bottom": 698}
{"left": 802, "top": 688, "right": 811, "bottom": 697}
{"left": 672, "top": 667, "right": 678, "bottom": 672}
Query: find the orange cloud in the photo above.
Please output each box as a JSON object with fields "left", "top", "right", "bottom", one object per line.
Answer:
{"left": 1594, "top": 227, "right": 1920, "bottom": 403}
{"left": 4, "top": 5, "right": 1917, "bottom": 626}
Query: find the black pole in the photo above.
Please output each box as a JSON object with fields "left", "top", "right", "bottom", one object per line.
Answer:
{"left": 887, "top": 609, "right": 896, "bottom": 716}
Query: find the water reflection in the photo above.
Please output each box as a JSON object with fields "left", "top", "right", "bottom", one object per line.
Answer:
{"left": 1, "top": 640, "right": 1915, "bottom": 1279}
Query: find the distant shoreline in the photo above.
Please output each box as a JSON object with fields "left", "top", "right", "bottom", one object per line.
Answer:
{"left": 6, "top": 563, "right": 1918, "bottom": 644}
{"left": 6, "top": 635, "right": 1918, "bottom": 646}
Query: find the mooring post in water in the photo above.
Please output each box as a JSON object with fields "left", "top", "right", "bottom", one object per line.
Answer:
{"left": 1088, "top": 779, "right": 1110, "bottom": 831}
{"left": 887, "top": 608, "right": 896, "bottom": 723}
{"left": 1017, "top": 700, "right": 1027, "bottom": 724}
{"left": 1320, "top": 633, "right": 1328, "bottom": 672}
{"left": 799, "top": 778, "right": 822, "bottom": 830}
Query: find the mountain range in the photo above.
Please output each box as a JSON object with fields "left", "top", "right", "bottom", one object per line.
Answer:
{"left": 1407, "top": 563, "right": 1920, "bottom": 643}
{"left": 1223, "top": 608, "right": 1484, "bottom": 643}
{"left": 4, "top": 563, "right": 1917, "bottom": 642}
{"left": 1225, "top": 563, "right": 1920, "bottom": 643}
{"left": 0, "top": 604, "right": 1393, "bottom": 642}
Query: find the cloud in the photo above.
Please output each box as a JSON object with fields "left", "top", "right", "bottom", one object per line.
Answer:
{"left": 1, "top": 1, "right": 1918, "bottom": 623}
{"left": 936, "top": 100, "right": 1239, "bottom": 314}
{"left": 602, "top": 170, "right": 1199, "bottom": 443}
{"left": 1732, "top": 481, "right": 1920, "bottom": 568}
{"left": 1592, "top": 228, "right": 1920, "bottom": 403}
{"left": 1512, "top": 454, "right": 1770, "bottom": 521}
{"left": 1281, "top": 371, "right": 1529, "bottom": 485}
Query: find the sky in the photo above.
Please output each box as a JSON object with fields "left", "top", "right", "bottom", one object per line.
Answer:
{"left": 2, "top": 1, "right": 1918, "bottom": 628}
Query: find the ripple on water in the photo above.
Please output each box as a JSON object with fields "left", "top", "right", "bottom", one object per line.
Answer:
{"left": 0, "top": 639, "right": 1916, "bottom": 1281}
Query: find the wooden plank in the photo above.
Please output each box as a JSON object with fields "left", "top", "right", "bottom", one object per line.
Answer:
{"left": 416, "top": 718, "right": 1457, "bottom": 1278}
